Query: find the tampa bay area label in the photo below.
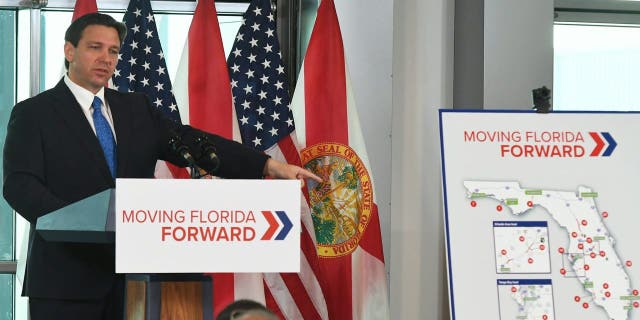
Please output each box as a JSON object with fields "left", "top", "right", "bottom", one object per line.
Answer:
{"left": 301, "top": 142, "right": 373, "bottom": 258}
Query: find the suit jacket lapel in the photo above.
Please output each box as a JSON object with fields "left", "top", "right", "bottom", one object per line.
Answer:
{"left": 50, "top": 80, "right": 115, "bottom": 183}
{"left": 105, "top": 89, "right": 132, "bottom": 178}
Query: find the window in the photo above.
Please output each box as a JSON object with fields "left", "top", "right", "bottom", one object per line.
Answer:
{"left": 2, "top": 4, "right": 246, "bottom": 319}
{"left": 41, "top": 11, "right": 243, "bottom": 91}
{"left": 554, "top": 1, "right": 640, "bottom": 111}
{"left": 554, "top": 23, "right": 640, "bottom": 111}
{"left": 0, "top": 8, "right": 16, "bottom": 320}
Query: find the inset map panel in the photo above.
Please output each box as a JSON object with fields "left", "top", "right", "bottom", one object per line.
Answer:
{"left": 494, "top": 221, "right": 551, "bottom": 274}
{"left": 497, "top": 279, "right": 555, "bottom": 320}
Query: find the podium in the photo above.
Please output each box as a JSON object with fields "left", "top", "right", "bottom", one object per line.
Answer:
{"left": 35, "top": 179, "right": 301, "bottom": 320}
{"left": 36, "top": 189, "right": 115, "bottom": 243}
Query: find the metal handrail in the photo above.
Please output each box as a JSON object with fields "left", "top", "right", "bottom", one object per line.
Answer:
{"left": 0, "top": 261, "right": 17, "bottom": 273}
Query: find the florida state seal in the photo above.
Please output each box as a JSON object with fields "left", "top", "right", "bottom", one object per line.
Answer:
{"left": 300, "top": 142, "right": 373, "bottom": 257}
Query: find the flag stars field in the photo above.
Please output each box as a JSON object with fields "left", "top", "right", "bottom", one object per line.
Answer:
{"left": 113, "top": 0, "right": 180, "bottom": 119}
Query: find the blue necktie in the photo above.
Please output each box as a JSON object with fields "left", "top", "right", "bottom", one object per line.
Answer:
{"left": 92, "top": 96, "right": 117, "bottom": 178}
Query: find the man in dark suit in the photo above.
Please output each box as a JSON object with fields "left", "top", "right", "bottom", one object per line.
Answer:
{"left": 3, "top": 13, "right": 319, "bottom": 319}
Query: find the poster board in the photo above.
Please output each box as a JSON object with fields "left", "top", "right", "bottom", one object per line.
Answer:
{"left": 440, "top": 110, "right": 640, "bottom": 319}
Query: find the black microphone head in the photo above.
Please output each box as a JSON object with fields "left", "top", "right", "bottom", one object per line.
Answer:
{"left": 168, "top": 131, "right": 196, "bottom": 166}
{"left": 194, "top": 135, "right": 220, "bottom": 174}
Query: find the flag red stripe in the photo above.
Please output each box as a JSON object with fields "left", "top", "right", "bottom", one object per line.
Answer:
{"left": 211, "top": 273, "right": 235, "bottom": 318}
{"left": 264, "top": 281, "right": 285, "bottom": 320}
{"left": 277, "top": 135, "right": 303, "bottom": 166}
{"left": 166, "top": 163, "right": 190, "bottom": 179}
{"left": 280, "top": 273, "right": 323, "bottom": 319}
{"left": 357, "top": 203, "right": 385, "bottom": 261}
{"left": 72, "top": 0, "right": 97, "bottom": 21}
{"left": 304, "top": 0, "right": 348, "bottom": 146}
{"left": 320, "top": 257, "right": 352, "bottom": 317}
{"left": 300, "top": 224, "right": 323, "bottom": 281}
{"left": 188, "top": 0, "right": 233, "bottom": 138}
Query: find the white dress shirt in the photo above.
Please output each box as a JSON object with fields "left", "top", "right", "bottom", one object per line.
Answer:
{"left": 63, "top": 75, "right": 117, "bottom": 141}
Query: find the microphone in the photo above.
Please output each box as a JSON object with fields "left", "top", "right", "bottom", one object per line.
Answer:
{"left": 168, "top": 131, "right": 196, "bottom": 167}
{"left": 194, "top": 135, "right": 220, "bottom": 174}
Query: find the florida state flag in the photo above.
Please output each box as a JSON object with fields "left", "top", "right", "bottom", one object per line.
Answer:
{"left": 290, "top": 0, "right": 390, "bottom": 318}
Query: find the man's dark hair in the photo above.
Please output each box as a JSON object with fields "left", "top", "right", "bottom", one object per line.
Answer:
{"left": 216, "top": 299, "right": 277, "bottom": 320}
{"left": 64, "top": 12, "right": 127, "bottom": 69}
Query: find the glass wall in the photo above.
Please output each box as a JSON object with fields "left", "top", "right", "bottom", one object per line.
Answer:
{"left": 0, "top": 8, "right": 16, "bottom": 320}
{"left": 41, "top": 11, "right": 242, "bottom": 91}
{"left": 554, "top": 23, "right": 640, "bottom": 111}
{"left": 1, "top": 3, "right": 245, "bottom": 319}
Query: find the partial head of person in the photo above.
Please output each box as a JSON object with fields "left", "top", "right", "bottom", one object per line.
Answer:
{"left": 216, "top": 299, "right": 279, "bottom": 320}
{"left": 64, "top": 12, "right": 126, "bottom": 94}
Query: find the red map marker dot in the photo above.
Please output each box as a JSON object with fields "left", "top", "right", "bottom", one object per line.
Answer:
{"left": 590, "top": 252, "right": 596, "bottom": 259}
{"left": 578, "top": 243, "right": 584, "bottom": 250}
{"left": 583, "top": 302, "right": 589, "bottom": 309}
{"left": 542, "top": 315, "right": 548, "bottom": 320}
{"left": 497, "top": 205, "right": 503, "bottom": 212}
{"left": 600, "top": 251, "right": 606, "bottom": 257}
{"left": 470, "top": 200, "right": 477, "bottom": 207}
{"left": 605, "top": 291, "right": 611, "bottom": 298}
{"left": 558, "top": 247, "right": 565, "bottom": 254}
{"left": 574, "top": 296, "right": 581, "bottom": 302}
{"left": 603, "top": 283, "right": 609, "bottom": 289}
{"left": 572, "top": 232, "right": 578, "bottom": 238}
{"left": 527, "top": 201, "right": 533, "bottom": 207}
{"left": 539, "top": 244, "right": 545, "bottom": 251}
{"left": 634, "top": 301, "right": 639, "bottom": 308}
{"left": 586, "top": 237, "right": 592, "bottom": 244}
{"left": 528, "top": 258, "right": 534, "bottom": 264}
{"left": 501, "top": 249, "right": 507, "bottom": 255}
{"left": 627, "top": 261, "right": 633, "bottom": 267}
{"left": 633, "top": 289, "right": 638, "bottom": 296}
{"left": 519, "top": 236, "right": 525, "bottom": 242}
{"left": 584, "top": 264, "right": 590, "bottom": 271}
{"left": 511, "top": 286, "right": 517, "bottom": 293}
{"left": 581, "top": 219, "right": 588, "bottom": 226}
{"left": 560, "top": 268, "right": 566, "bottom": 275}
{"left": 602, "top": 211, "right": 608, "bottom": 218}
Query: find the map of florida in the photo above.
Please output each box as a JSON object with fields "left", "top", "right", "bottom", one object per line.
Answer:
{"left": 464, "top": 181, "right": 634, "bottom": 320}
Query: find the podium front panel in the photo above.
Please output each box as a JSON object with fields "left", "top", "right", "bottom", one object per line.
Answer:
{"left": 115, "top": 179, "right": 301, "bottom": 273}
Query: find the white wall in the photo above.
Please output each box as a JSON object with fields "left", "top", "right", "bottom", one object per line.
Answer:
{"left": 484, "top": 0, "right": 554, "bottom": 109}
{"left": 391, "top": 0, "right": 454, "bottom": 318}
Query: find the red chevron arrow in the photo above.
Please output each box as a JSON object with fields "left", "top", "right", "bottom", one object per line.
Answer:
{"left": 261, "top": 211, "right": 279, "bottom": 240}
{"left": 589, "top": 132, "right": 605, "bottom": 157}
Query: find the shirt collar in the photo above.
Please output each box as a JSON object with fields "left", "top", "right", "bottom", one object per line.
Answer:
{"left": 64, "top": 75, "right": 106, "bottom": 111}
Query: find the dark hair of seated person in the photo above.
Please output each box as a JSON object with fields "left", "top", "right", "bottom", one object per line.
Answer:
{"left": 216, "top": 299, "right": 277, "bottom": 320}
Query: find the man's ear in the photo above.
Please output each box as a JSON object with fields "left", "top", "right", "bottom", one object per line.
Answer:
{"left": 63, "top": 42, "right": 74, "bottom": 65}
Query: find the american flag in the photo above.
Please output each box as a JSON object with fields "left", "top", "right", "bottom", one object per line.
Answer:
{"left": 228, "top": 0, "right": 329, "bottom": 318}
{"left": 230, "top": 1, "right": 293, "bottom": 151}
{"left": 112, "top": 0, "right": 180, "bottom": 123}
{"left": 112, "top": 0, "right": 189, "bottom": 179}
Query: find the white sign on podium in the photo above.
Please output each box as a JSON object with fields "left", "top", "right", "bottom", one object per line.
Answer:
{"left": 115, "top": 179, "right": 300, "bottom": 273}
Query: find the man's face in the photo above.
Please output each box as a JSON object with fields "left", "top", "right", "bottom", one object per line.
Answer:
{"left": 64, "top": 25, "right": 120, "bottom": 94}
